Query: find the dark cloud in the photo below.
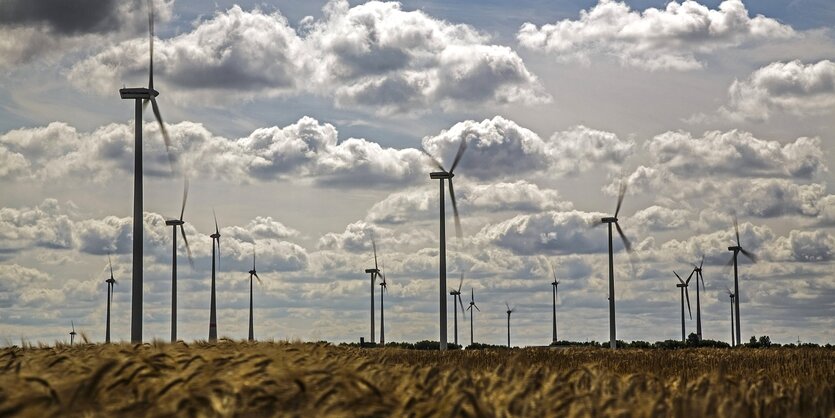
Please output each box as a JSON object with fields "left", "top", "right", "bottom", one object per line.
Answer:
{"left": 0, "top": 0, "right": 122, "bottom": 35}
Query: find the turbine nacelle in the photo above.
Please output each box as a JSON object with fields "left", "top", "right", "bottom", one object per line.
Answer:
{"left": 429, "top": 171, "right": 453, "bottom": 180}
{"left": 676, "top": 283, "right": 687, "bottom": 288}
{"left": 365, "top": 268, "right": 380, "bottom": 274}
{"left": 165, "top": 219, "right": 185, "bottom": 226}
{"left": 210, "top": 233, "right": 221, "bottom": 239}
{"left": 601, "top": 216, "right": 618, "bottom": 223}
{"left": 119, "top": 87, "right": 159, "bottom": 100}
{"left": 728, "top": 245, "right": 741, "bottom": 252}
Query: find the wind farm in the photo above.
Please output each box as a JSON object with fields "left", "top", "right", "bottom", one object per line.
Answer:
{"left": 1, "top": 0, "right": 834, "bottom": 416}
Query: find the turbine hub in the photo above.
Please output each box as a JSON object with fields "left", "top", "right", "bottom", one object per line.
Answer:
{"left": 676, "top": 283, "right": 686, "bottom": 288}
{"left": 728, "top": 245, "right": 740, "bottom": 251}
{"left": 601, "top": 217, "right": 617, "bottom": 223}
{"left": 429, "top": 171, "right": 453, "bottom": 179}
{"left": 364, "top": 268, "right": 379, "bottom": 274}
{"left": 210, "top": 233, "right": 220, "bottom": 239}
{"left": 249, "top": 270, "right": 256, "bottom": 275}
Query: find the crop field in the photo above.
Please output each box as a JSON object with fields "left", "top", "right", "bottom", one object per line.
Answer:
{"left": 0, "top": 341, "right": 832, "bottom": 418}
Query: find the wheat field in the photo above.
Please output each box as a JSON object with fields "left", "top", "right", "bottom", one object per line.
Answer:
{"left": 0, "top": 341, "right": 832, "bottom": 417}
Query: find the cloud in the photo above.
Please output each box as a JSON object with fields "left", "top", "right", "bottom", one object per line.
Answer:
{"left": 471, "top": 211, "right": 611, "bottom": 255}
{"left": 645, "top": 130, "right": 824, "bottom": 180}
{"left": 720, "top": 60, "right": 835, "bottom": 121}
{"left": 69, "top": 1, "right": 548, "bottom": 113}
{"left": 421, "top": 117, "right": 632, "bottom": 180}
{"left": 632, "top": 206, "right": 692, "bottom": 231}
{"left": 366, "top": 181, "right": 573, "bottom": 224}
{"left": 517, "top": 0, "right": 794, "bottom": 71}
{"left": 771, "top": 230, "right": 835, "bottom": 262}
{"left": 0, "top": 0, "right": 173, "bottom": 68}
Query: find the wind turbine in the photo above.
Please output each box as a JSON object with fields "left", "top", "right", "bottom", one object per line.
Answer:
{"left": 165, "top": 179, "right": 193, "bottom": 343}
{"left": 379, "top": 267, "right": 388, "bottom": 346}
{"left": 674, "top": 271, "right": 692, "bottom": 342}
{"left": 727, "top": 217, "right": 756, "bottom": 346}
{"left": 364, "top": 239, "right": 380, "bottom": 344}
{"left": 505, "top": 302, "right": 515, "bottom": 348}
{"left": 549, "top": 261, "right": 560, "bottom": 344}
{"left": 727, "top": 287, "right": 736, "bottom": 347}
{"left": 247, "top": 249, "right": 262, "bottom": 342}
{"left": 466, "top": 288, "right": 480, "bottom": 347}
{"left": 449, "top": 273, "right": 466, "bottom": 347}
{"left": 105, "top": 254, "right": 117, "bottom": 344}
{"left": 69, "top": 321, "right": 77, "bottom": 346}
{"left": 120, "top": 0, "right": 177, "bottom": 344}
{"left": 599, "top": 182, "right": 632, "bottom": 349}
{"left": 422, "top": 140, "right": 467, "bottom": 351}
{"left": 208, "top": 210, "right": 221, "bottom": 343}
{"left": 690, "top": 256, "right": 706, "bottom": 340}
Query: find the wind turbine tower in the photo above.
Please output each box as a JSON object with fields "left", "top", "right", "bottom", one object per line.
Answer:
{"left": 120, "top": 0, "right": 176, "bottom": 344}
{"left": 727, "top": 217, "right": 756, "bottom": 346}
{"left": 449, "top": 273, "right": 466, "bottom": 347}
{"left": 505, "top": 303, "right": 515, "bottom": 348}
{"left": 549, "top": 262, "right": 560, "bottom": 344}
{"left": 364, "top": 239, "right": 380, "bottom": 344}
{"left": 674, "top": 271, "right": 692, "bottom": 342}
{"left": 422, "top": 141, "right": 467, "bottom": 351}
{"left": 105, "top": 255, "right": 117, "bottom": 343}
{"left": 466, "top": 288, "right": 480, "bottom": 347}
{"left": 208, "top": 211, "right": 221, "bottom": 342}
{"left": 248, "top": 249, "right": 261, "bottom": 341}
{"left": 599, "top": 183, "right": 632, "bottom": 349}
{"left": 165, "top": 179, "right": 193, "bottom": 343}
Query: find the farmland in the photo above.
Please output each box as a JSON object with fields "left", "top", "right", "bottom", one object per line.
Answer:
{"left": 0, "top": 341, "right": 832, "bottom": 417}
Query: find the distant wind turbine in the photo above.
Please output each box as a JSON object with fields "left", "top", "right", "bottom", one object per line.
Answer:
{"left": 674, "top": 271, "right": 692, "bottom": 342}
{"left": 422, "top": 140, "right": 467, "bottom": 351}
{"left": 727, "top": 287, "right": 736, "bottom": 347}
{"left": 208, "top": 210, "right": 221, "bottom": 343}
{"left": 726, "top": 216, "right": 756, "bottom": 346}
{"left": 466, "top": 288, "right": 480, "bottom": 347}
{"left": 690, "top": 256, "right": 705, "bottom": 340}
{"left": 549, "top": 261, "right": 560, "bottom": 344}
{"left": 449, "top": 273, "right": 466, "bottom": 347}
{"left": 364, "top": 239, "right": 381, "bottom": 344}
{"left": 165, "top": 179, "right": 193, "bottom": 343}
{"left": 120, "top": 0, "right": 177, "bottom": 344}
{"left": 247, "top": 249, "right": 262, "bottom": 342}
{"left": 105, "top": 254, "right": 117, "bottom": 344}
{"left": 379, "top": 266, "right": 388, "bottom": 346}
{"left": 505, "top": 302, "right": 515, "bottom": 348}
{"left": 70, "top": 321, "right": 77, "bottom": 346}
{"left": 599, "top": 182, "right": 633, "bottom": 349}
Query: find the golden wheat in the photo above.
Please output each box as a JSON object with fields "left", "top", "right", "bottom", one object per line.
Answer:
{"left": 0, "top": 342, "right": 831, "bottom": 417}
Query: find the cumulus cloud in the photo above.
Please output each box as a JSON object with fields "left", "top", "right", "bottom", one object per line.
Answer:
{"left": 366, "top": 181, "right": 573, "bottom": 224}
{"left": 771, "top": 230, "right": 835, "bottom": 262}
{"left": 471, "top": 211, "right": 611, "bottom": 255}
{"left": 645, "top": 130, "right": 824, "bottom": 180}
{"left": 421, "top": 117, "right": 632, "bottom": 180}
{"left": 0, "top": 0, "right": 173, "bottom": 68}
{"left": 517, "top": 0, "right": 794, "bottom": 71}
{"left": 720, "top": 60, "right": 835, "bottom": 121}
{"left": 69, "top": 1, "right": 547, "bottom": 113}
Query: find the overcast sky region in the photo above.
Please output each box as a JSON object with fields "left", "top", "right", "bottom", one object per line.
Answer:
{"left": 1, "top": 0, "right": 834, "bottom": 347}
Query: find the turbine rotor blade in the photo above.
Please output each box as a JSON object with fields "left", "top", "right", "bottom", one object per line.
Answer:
{"left": 150, "top": 97, "right": 176, "bottom": 172}
{"left": 614, "top": 181, "right": 627, "bottom": 218}
{"left": 179, "top": 177, "right": 189, "bottom": 221}
{"left": 686, "top": 270, "right": 694, "bottom": 285}
{"left": 699, "top": 254, "right": 705, "bottom": 270}
{"left": 615, "top": 222, "right": 632, "bottom": 252}
{"left": 213, "top": 209, "right": 219, "bottom": 235}
{"left": 108, "top": 253, "right": 114, "bottom": 279}
{"left": 458, "top": 294, "right": 466, "bottom": 317}
{"left": 733, "top": 215, "right": 740, "bottom": 247}
{"left": 253, "top": 272, "right": 261, "bottom": 285}
{"left": 740, "top": 247, "right": 757, "bottom": 263}
{"left": 419, "top": 147, "right": 445, "bottom": 171}
{"left": 474, "top": 303, "right": 480, "bottom": 312}
{"left": 674, "top": 271, "right": 684, "bottom": 285}
{"left": 180, "top": 225, "right": 194, "bottom": 267}
{"left": 372, "top": 238, "right": 378, "bottom": 270}
{"left": 699, "top": 270, "right": 705, "bottom": 289}
{"left": 457, "top": 272, "right": 463, "bottom": 293}
{"left": 448, "top": 179, "right": 462, "bottom": 239}
{"left": 685, "top": 287, "right": 692, "bottom": 319}
{"left": 449, "top": 140, "right": 468, "bottom": 173}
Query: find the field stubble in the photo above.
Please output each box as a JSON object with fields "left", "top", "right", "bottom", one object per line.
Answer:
{"left": 0, "top": 341, "right": 832, "bottom": 417}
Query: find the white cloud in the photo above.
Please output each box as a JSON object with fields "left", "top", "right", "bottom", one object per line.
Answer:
{"left": 69, "top": 1, "right": 548, "bottom": 113}
{"left": 517, "top": 0, "right": 794, "bottom": 71}
{"left": 471, "top": 211, "right": 610, "bottom": 255}
{"left": 720, "top": 60, "right": 835, "bottom": 121}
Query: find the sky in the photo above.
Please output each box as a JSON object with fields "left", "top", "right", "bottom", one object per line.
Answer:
{"left": 0, "top": 0, "right": 834, "bottom": 347}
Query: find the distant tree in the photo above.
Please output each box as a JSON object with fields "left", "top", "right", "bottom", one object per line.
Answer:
{"left": 687, "top": 333, "right": 700, "bottom": 346}
{"left": 758, "top": 335, "right": 772, "bottom": 347}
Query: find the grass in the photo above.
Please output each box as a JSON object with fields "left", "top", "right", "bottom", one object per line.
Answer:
{"left": 0, "top": 341, "right": 832, "bottom": 417}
